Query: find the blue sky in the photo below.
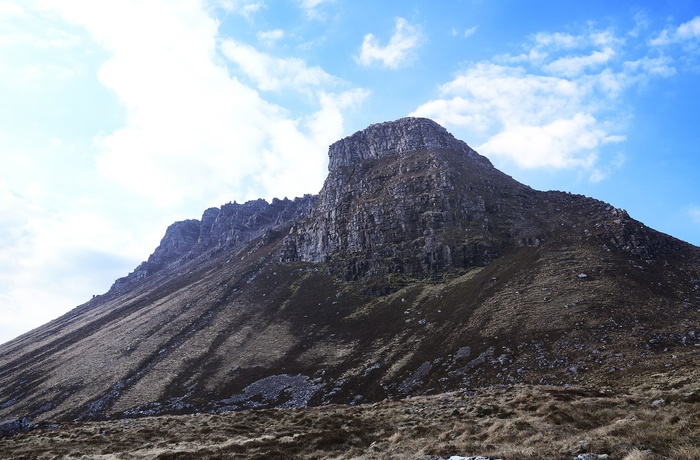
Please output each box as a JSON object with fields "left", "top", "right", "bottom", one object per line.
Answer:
{"left": 1, "top": 0, "right": 699, "bottom": 344}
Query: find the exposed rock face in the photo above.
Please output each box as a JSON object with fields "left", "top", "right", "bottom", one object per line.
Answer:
{"left": 327, "top": 118, "right": 490, "bottom": 171}
{"left": 111, "top": 196, "right": 316, "bottom": 292}
{"left": 122, "top": 219, "right": 202, "bottom": 282}
{"left": 282, "top": 118, "right": 534, "bottom": 282}
{"left": 1, "top": 117, "right": 699, "bottom": 426}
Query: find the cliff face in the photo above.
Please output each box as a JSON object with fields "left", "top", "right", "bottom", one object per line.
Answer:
{"left": 110, "top": 196, "right": 316, "bottom": 292}
{"left": 1, "top": 117, "right": 699, "bottom": 425}
{"left": 281, "top": 118, "right": 679, "bottom": 285}
{"left": 281, "top": 118, "right": 528, "bottom": 283}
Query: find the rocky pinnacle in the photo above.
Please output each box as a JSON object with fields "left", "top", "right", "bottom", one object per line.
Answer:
{"left": 327, "top": 117, "right": 490, "bottom": 171}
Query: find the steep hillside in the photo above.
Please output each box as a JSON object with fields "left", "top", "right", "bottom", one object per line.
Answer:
{"left": 1, "top": 118, "right": 699, "bottom": 427}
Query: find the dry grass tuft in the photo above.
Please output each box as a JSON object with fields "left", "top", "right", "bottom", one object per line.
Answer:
{"left": 622, "top": 448, "right": 655, "bottom": 460}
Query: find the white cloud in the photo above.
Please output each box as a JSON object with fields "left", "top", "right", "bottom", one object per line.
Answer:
{"left": 254, "top": 88, "right": 368, "bottom": 199}
{"left": 299, "top": 0, "right": 327, "bottom": 7}
{"left": 624, "top": 55, "right": 676, "bottom": 78}
{"left": 478, "top": 113, "right": 624, "bottom": 169}
{"left": 217, "top": 0, "right": 264, "bottom": 20}
{"left": 589, "top": 151, "right": 625, "bottom": 183}
{"left": 356, "top": 17, "right": 421, "bottom": 69}
{"left": 0, "top": 3, "right": 85, "bottom": 90}
{"left": 257, "top": 28, "right": 285, "bottom": 45}
{"left": 543, "top": 47, "right": 615, "bottom": 77}
{"left": 0, "top": 26, "right": 80, "bottom": 49}
{"left": 412, "top": 25, "right": 673, "bottom": 174}
{"left": 629, "top": 10, "right": 650, "bottom": 38}
{"left": 0, "top": 0, "right": 25, "bottom": 17}
{"left": 220, "top": 39, "right": 341, "bottom": 92}
{"left": 298, "top": 0, "right": 332, "bottom": 19}
{"left": 532, "top": 31, "right": 583, "bottom": 50}
{"left": 453, "top": 26, "right": 478, "bottom": 38}
{"left": 424, "top": 62, "right": 583, "bottom": 131}
{"left": 463, "top": 26, "right": 478, "bottom": 38}
{"left": 30, "top": 0, "right": 362, "bottom": 209}
{"left": 676, "top": 17, "right": 700, "bottom": 41}
{"left": 651, "top": 16, "right": 700, "bottom": 46}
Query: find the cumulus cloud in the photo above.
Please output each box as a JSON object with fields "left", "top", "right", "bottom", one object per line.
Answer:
{"left": 356, "top": 17, "right": 422, "bottom": 69}
{"left": 33, "top": 1, "right": 365, "bottom": 209}
{"left": 479, "top": 114, "right": 619, "bottom": 169}
{"left": 412, "top": 25, "right": 672, "bottom": 175}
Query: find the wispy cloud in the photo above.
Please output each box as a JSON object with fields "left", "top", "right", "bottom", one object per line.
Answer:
{"left": 589, "top": 151, "right": 626, "bottom": 183}
{"left": 298, "top": 0, "right": 332, "bottom": 20}
{"left": 650, "top": 16, "right": 700, "bottom": 46}
{"left": 257, "top": 29, "right": 285, "bottom": 45}
{"left": 463, "top": 25, "right": 478, "bottom": 38}
{"left": 217, "top": 0, "right": 265, "bottom": 20}
{"left": 356, "top": 17, "right": 422, "bottom": 69}
{"left": 452, "top": 26, "right": 478, "bottom": 38}
{"left": 412, "top": 23, "right": 674, "bottom": 176}
{"left": 543, "top": 47, "right": 616, "bottom": 77}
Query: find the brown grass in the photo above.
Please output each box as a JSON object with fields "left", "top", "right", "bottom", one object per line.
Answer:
{"left": 2, "top": 372, "right": 700, "bottom": 459}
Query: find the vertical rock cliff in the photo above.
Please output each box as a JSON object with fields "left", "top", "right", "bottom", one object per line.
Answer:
{"left": 110, "top": 196, "right": 316, "bottom": 292}
{"left": 282, "top": 117, "right": 534, "bottom": 283}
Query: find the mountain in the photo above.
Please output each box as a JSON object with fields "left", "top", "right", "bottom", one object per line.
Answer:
{"left": 1, "top": 117, "right": 699, "bottom": 427}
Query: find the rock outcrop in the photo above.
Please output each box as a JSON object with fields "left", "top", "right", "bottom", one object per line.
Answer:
{"left": 110, "top": 196, "right": 316, "bottom": 292}
{"left": 281, "top": 118, "right": 534, "bottom": 282}
{"left": 327, "top": 117, "right": 490, "bottom": 171}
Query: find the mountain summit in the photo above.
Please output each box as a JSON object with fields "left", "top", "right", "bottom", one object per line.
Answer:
{"left": 1, "top": 118, "right": 699, "bottom": 424}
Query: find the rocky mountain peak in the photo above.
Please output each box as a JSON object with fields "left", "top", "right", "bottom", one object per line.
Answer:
{"left": 282, "top": 119, "right": 531, "bottom": 285}
{"left": 327, "top": 117, "right": 490, "bottom": 171}
{"left": 2, "top": 118, "right": 699, "bottom": 429}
